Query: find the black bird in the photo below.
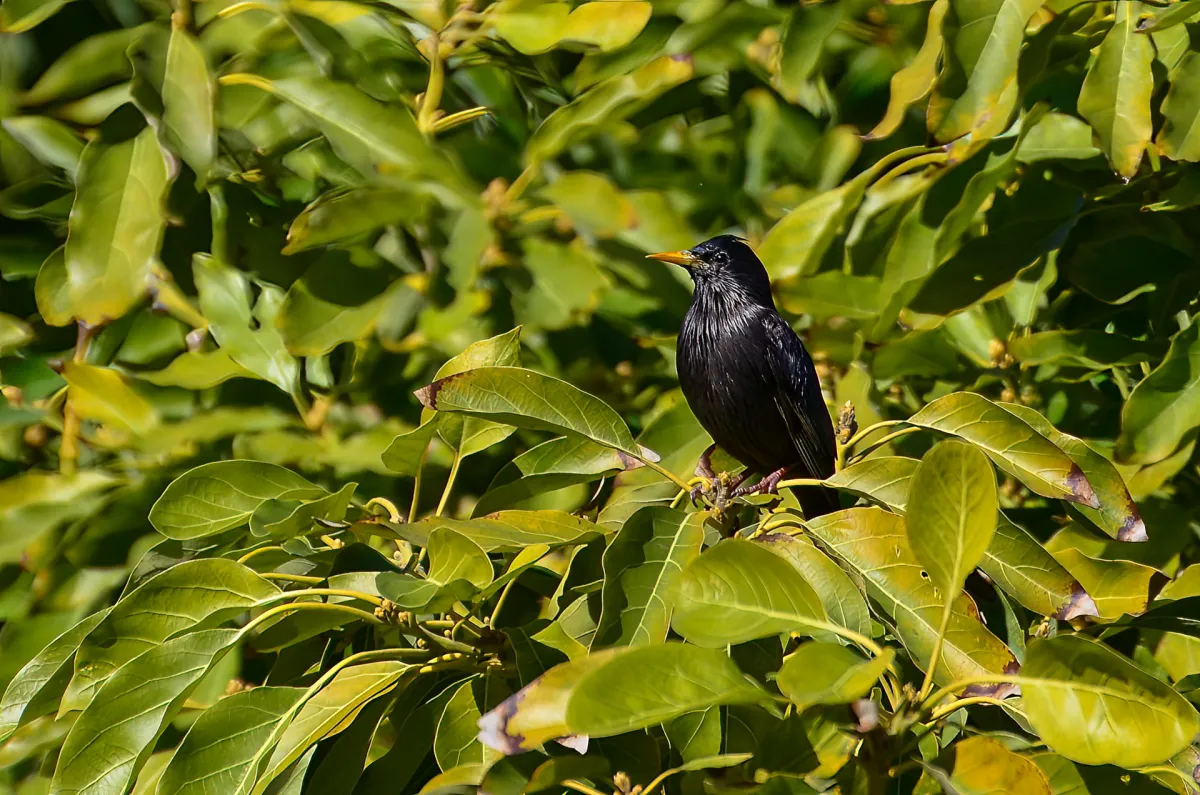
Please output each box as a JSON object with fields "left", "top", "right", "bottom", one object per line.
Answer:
{"left": 648, "top": 235, "right": 839, "bottom": 518}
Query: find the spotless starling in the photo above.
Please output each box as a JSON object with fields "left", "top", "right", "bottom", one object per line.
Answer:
{"left": 648, "top": 235, "right": 839, "bottom": 518}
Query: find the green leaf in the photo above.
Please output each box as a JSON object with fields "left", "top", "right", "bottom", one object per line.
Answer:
{"left": 2, "top": 117, "right": 85, "bottom": 179}
{"left": 775, "top": 3, "right": 842, "bottom": 99}
{"left": 826, "top": 457, "right": 920, "bottom": 510}
{"left": 434, "top": 678, "right": 490, "bottom": 771}
{"left": 1030, "top": 752, "right": 1171, "bottom": 795}
{"left": 776, "top": 643, "right": 895, "bottom": 711}
{"left": 906, "top": 439, "right": 998, "bottom": 599}
{"left": 807, "top": 508, "right": 1018, "bottom": 692}
{"left": 594, "top": 506, "right": 705, "bottom": 648}
{"left": 150, "top": 461, "right": 326, "bottom": 540}
{"left": 135, "top": 349, "right": 254, "bottom": 389}
{"left": 1116, "top": 317, "right": 1200, "bottom": 465}
{"left": 491, "top": 0, "right": 570, "bottom": 54}
{"left": 0, "top": 610, "right": 110, "bottom": 742}
{"left": 156, "top": 686, "right": 304, "bottom": 795}
{"left": 162, "top": 22, "right": 215, "bottom": 181}
{"left": 514, "top": 239, "right": 610, "bottom": 332}
{"left": 985, "top": 516, "right": 1099, "bottom": 621}
{"left": 1004, "top": 403, "right": 1145, "bottom": 542}
{"left": 61, "top": 363, "right": 158, "bottom": 435}
{"left": 1016, "top": 112, "right": 1103, "bottom": 162}
{"left": 381, "top": 421, "right": 440, "bottom": 476}
{"left": 1046, "top": 545, "right": 1161, "bottom": 620}
{"left": 194, "top": 254, "right": 301, "bottom": 398}
{"left": 65, "top": 128, "right": 170, "bottom": 325}
{"left": 51, "top": 629, "right": 243, "bottom": 795}
{"left": 561, "top": 2, "right": 652, "bottom": 51}
{"left": 62, "top": 559, "right": 278, "bottom": 711}
{"left": 670, "top": 538, "right": 827, "bottom": 647}
{"left": 428, "top": 527, "right": 494, "bottom": 590}
{"left": 908, "top": 392, "right": 1099, "bottom": 507}
{"left": 1139, "top": 1, "right": 1200, "bottom": 32}
{"left": 1022, "top": 635, "right": 1199, "bottom": 767}
{"left": 827, "top": 457, "right": 1096, "bottom": 620}
{"left": 416, "top": 366, "right": 658, "bottom": 463}
{"left": 278, "top": 257, "right": 399, "bottom": 357}
{"left": 865, "top": 0, "right": 947, "bottom": 140}
{"left": 256, "top": 661, "right": 412, "bottom": 794}
{"left": 1078, "top": 2, "right": 1155, "bottom": 177}
{"left": 21, "top": 25, "right": 141, "bottom": 104}
{"left": 923, "top": 736, "right": 1051, "bottom": 795}
{"left": 34, "top": 246, "right": 73, "bottom": 326}
{"left": 524, "top": 56, "right": 693, "bottom": 165}
{"left": 478, "top": 644, "right": 765, "bottom": 755}
{"left": 244, "top": 73, "right": 460, "bottom": 190}
{"left": 1008, "top": 330, "right": 1164, "bottom": 370}
{"left": 927, "top": 0, "right": 1042, "bottom": 142}
{"left": 0, "top": 0, "right": 72, "bottom": 32}
{"left": 387, "top": 510, "right": 604, "bottom": 553}
{"left": 755, "top": 532, "right": 872, "bottom": 638}
{"left": 283, "top": 188, "right": 428, "bottom": 254}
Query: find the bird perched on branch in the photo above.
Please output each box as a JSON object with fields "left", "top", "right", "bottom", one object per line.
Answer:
{"left": 648, "top": 235, "right": 839, "bottom": 518}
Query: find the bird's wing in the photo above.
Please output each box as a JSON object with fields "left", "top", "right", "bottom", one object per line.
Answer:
{"left": 762, "top": 312, "right": 837, "bottom": 479}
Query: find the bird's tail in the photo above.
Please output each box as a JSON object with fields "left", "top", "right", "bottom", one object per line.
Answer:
{"left": 796, "top": 485, "right": 841, "bottom": 520}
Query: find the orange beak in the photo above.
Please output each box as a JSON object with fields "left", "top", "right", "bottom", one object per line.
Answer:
{"left": 645, "top": 250, "right": 699, "bottom": 268}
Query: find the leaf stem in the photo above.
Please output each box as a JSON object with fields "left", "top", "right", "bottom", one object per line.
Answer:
{"left": 364, "top": 497, "right": 402, "bottom": 522}
{"left": 776, "top": 478, "right": 827, "bottom": 490}
{"left": 562, "top": 780, "right": 608, "bottom": 795}
{"left": 60, "top": 323, "right": 96, "bottom": 475}
{"left": 928, "top": 695, "right": 1020, "bottom": 721}
{"left": 922, "top": 674, "right": 1027, "bottom": 708}
{"left": 417, "top": 31, "right": 444, "bottom": 133}
{"left": 237, "top": 545, "right": 288, "bottom": 566}
{"left": 640, "top": 458, "right": 692, "bottom": 491}
{"left": 918, "top": 604, "right": 953, "bottom": 700}
{"left": 261, "top": 572, "right": 324, "bottom": 585}
{"left": 243, "top": 600, "right": 384, "bottom": 634}
{"left": 409, "top": 445, "right": 429, "bottom": 523}
{"left": 435, "top": 450, "right": 463, "bottom": 517}
{"left": 793, "top": 622, "right": 892, "bottom": 665}
{"left": 849, "top": 426, "right": 922, "bottom": 463}
{"left": 843, "top": 419, "right": 906, "bottom": 451}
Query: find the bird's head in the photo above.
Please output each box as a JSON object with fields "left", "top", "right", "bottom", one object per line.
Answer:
{"left": 647, "top": 235, "right": 773, "bottom": 305}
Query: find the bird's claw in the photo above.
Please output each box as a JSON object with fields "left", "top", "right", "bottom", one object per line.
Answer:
{"left": 691, "top": 471, "right": 735, "bottom": 510}
{"left": 731, "top": 467, "right": 789, "bottom": 498}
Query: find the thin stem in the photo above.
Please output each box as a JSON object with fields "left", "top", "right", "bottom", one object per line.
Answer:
{"left": 489, "top": 577, "right": 519, "bottom": 628}
{"left": 431, "top": 106, "right": 488, "bottom": 134}
{"left": 562, "top": 781, "right": 608, "bottom": 795}
{"left": 279, "top": 587, "right": 385, "bottom": 606}
{"left": 505, "top": 164, "right": 538, "bottom": 203}
{"left": 641, "top": 458, "right": 692, "bottom": 491}
{"left": 1112, "top": 367, "right": 1132, "bottom": 400}
{"left": 60, "top": 323, "right": 95, "bottom": 475}
{"left": 243, "top": 601, "right": 383, "bottom": 634}
{"left": 919, "top": 605, "right": 953, "bottom": 700}
{"left": 749, "top": 513, "right": 808, "bottom": 539}
{"left": 217, "top": 72, "right": 275, "bottom": 92}
{"left": 408, "top": 445, "right": 429, "bottom": 523}
{"left": 793, "top": 622, "right": 892, "bottom": 664}
{"left": 850, "top": 426, "right": 922, "bottom": 462}
{"left": 870, "top": 152, "right": 949, "bottom": 191}
{"left": 923, "top": 674, "right": 1027, "bottom": 708}
{"left": 929, "top": 695, "right": 1019, "bottom": 721}
{"left": 417, "top": 31, "right": 444, "bottom": 133}
{"left": 844, "top": 419, "right": 906, "bottom": 451}
{"left": 261, "top": 572, "right": 324, "bottom": 585}
{"left": 435, "top": 450, "right": 463, "bottom": 517}
{"left": 1136, "top": 765, "right": 1200, "bottom": 793}
{"left": 237, "top": 545, "right": 287, "bottom": 566}
{"left": 364, "top": 497, "right": 401, "bottom": 522}
{"left": 776, "top": 478, "right": 827, "bottom": 490}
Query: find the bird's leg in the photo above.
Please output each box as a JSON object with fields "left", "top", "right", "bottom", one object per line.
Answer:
{"left": 690, "top": 444, "right": 719, "bottom": 505}
{"left": 732, "top": 466, "right": 791, "bottom": 497}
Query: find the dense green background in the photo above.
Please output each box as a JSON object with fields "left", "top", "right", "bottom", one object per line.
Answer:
{"left": 2, "top": 0, "right": 1200, "bottom": 793}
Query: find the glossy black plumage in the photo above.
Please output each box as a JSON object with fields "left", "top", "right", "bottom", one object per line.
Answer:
{"left": 661, "top": 235, "right": 839, "bottom": 517}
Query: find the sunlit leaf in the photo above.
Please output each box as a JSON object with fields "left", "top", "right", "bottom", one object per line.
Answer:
{"left": 1078, "top": 2, "right": 1154, "bottom": 177}
{"left": 1116, "top": 317, "right": 1200, "bottom": 466}
{"left": 1022, "top": 635, "right": 1199, "bottom": 767}
{"left": 594, "top": 506, "right": 705, "bottom": 648}
{"left": 776, "top": 643, "right": 894, "bottom": 711}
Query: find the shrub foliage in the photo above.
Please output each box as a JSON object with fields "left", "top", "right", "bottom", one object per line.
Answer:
{"left": 2, "top": 0, "right": 1200, "bottom": 793}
